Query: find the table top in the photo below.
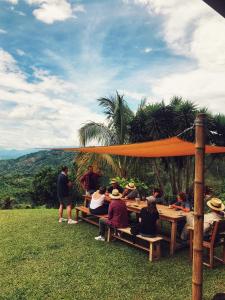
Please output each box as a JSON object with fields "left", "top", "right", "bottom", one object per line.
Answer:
{"left": 83, "top": 195, "right": 188, "bottom": 221}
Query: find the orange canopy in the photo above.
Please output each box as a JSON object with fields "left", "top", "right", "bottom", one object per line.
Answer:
{"left": 56, "top": 137, "right": 225, "bottom": 158}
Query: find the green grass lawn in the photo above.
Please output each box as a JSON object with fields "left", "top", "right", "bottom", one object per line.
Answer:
{"left": 0, "top": 209, "right": 224, "bottom": 300}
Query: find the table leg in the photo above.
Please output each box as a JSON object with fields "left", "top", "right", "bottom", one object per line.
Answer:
{"left": 170, "top": 221, "right": 177, "bottom": 255}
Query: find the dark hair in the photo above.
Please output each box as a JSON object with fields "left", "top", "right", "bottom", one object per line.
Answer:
{"left": 147, "top": 200, "right": 158, "bottom": 214}
{"left": 178, "top": 192, "right": 186, "bottom": 202}
{"left": 61, "top": 166, "right": 68, "bottom": 172}
{"left": 153, "top": 188, "right": 163, "bottom": 198}
{"left": 99, "top": 186, "right": 106, "bottom": 194}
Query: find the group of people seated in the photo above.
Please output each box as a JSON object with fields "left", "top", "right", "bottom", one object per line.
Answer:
{"left": 88, "top": 179, "right": 225, "bottom": 242}
{"left": 93, "top": 187, "right": 160, "bottom": 241}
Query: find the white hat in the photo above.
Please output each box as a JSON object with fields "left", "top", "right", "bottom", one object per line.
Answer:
{"left": 109, "top": 189, "right": 122, "bottom": 199}
{"left": 110, "top": 178, "right": 117, "bottom": 184}
{"left": 207, "top": 198, "right": 225, "bottom": 211}
{"left": 125, "top": 182, "right": 136, "bottom": 190}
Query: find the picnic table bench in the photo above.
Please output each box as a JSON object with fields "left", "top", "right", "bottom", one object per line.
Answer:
{"left": 108, "top": 227, "right": 163, "bottom": 262}
{"left": 75, "top": 206, "right": 108, "bottom": 226}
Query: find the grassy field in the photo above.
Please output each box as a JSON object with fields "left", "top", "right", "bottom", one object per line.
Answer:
{"left": 0, "top": 209, "right": 224, "bottom": 300}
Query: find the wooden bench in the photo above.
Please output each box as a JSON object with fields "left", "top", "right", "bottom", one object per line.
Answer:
{"left": 108, "top": 227, "right": 163, "bottom": 262}
{"left": 188, "top": 219, "right": 225, "bottom": 268}
{"left": 75, "top": 206, "right": 108, "bottom": 226}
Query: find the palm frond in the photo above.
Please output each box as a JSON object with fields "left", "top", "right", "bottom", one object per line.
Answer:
{"left": 79, "top": 122, "right": 112, "bottom": 146}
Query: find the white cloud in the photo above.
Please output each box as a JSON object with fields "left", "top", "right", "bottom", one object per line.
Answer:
{"left": 72, "top": 4, "right": 86, "bottom": 13}
{"left": 25, "top": 0, "right": 85, "bottom": 24}
{"left": 143, "top": 47, "right": 152, "bottom": 53}
{"left": 16, "top": 49, "right": 25, "bottom": 56}
{"left": 127, "top": 0, "right": 225, "bottom": 113}
{"left": 0, "top": 29, "right": 7, "bottom": 34}
{"left": 0, "top": 48, "right": 105, "bottom": 148}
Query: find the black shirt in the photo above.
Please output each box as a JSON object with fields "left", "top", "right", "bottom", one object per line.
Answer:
{"left": 57, "top": 173, "right": 69, "bottom": 199}
{"left": 108, "top": 185, "right": 124, "bottom": 194}
{"left": 140, "top": 207, "right": 159, "bottom": 235}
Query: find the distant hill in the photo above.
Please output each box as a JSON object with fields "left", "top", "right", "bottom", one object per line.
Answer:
{"left": 0, "top": 148, "right": 37, "bottom": 160}
{"left": 0, "top": 150, "right": 76, "bottom": 176}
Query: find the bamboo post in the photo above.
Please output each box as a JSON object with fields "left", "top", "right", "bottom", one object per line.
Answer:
{"left": 192, "top": 113, "right": 206, "bottom": 300}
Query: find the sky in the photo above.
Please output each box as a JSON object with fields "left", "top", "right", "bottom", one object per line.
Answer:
{"left": 0, "top": 0, "right": 225, "bottom": 149}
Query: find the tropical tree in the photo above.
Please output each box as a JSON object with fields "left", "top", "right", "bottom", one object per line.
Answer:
{"left": 130, "top": 97, "right": 202, "bottom": 194}
{"left": 76, "top": 92, "right": 134, "bottom": 183}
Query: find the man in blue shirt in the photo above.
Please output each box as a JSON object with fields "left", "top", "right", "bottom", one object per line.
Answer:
{"left": 57, "top": 166, "right": 77, "bottom": 224}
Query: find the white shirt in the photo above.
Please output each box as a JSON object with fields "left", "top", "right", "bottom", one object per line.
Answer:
{"left": 90, "top": 192, "right": 105, "bottom": 209}
{"left": 185, "top": 211, "right": 223, "bottom": 234}
{"left": 203, "top": 211, "right": 223, "bottom": 233}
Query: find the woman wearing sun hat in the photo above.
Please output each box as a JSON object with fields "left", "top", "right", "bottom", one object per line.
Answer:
{"left": 181, "top": 198, "right": 225, "bottom": 240}
{"left": 122, "top": 182, "right": 139, "bottom": 199}
{"left": 95, "top": 189, "right": 129, "bottom": 241}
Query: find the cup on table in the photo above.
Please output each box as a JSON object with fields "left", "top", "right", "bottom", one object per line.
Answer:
{"left": 135, "top": 197, "right": 141, "bottom": 205}
{"left": 168, "top": 205, "right": 172, "bottom": 209}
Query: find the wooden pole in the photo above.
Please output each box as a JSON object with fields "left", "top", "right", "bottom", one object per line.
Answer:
{"left": 192, "top": 113, "right": 206, "bottom": 300}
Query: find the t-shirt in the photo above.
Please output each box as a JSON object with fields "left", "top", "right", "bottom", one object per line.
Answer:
{"left": 140, "top": 207, "right": 159, "bottom": 235}
{"left": 90, "top": 192, "right": 105, "bottom": 209}
{"left": 80, "top": 172, "right": 100, "bottom": 190}
{"left": 107, "top": 185, "right": 123, "bottom": 194}
{"left": 57, "top": 173, "right": 69, "bottom": 199}
{"left": 126, "top": 189, "right": 138, "bottom": 199}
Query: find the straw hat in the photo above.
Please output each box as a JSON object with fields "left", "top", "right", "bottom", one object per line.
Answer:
{"left": 207, "top": 198, "right": 225, "bottom": 211}
{"left": 109, "top": 189, "right": 122, "bottom": 199}
{"left": 125, "top": 182, "right": 136, "bottom": 190}
{"left": 110, "top": 178, "right": 117, "bottom": 184}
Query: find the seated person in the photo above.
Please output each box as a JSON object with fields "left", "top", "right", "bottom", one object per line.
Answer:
{"left": 181, "top": 198, "right": 225, "bottom": 240}
{"left": 171, "top": 192, "right": 191, "bottom": 212}
{"left": 122, "top": 182, "right": 138, "bottom": 199}
{"left": 95, "top": 189, "right": 128, "bottom": 241}
{"left": 139, "top": 199, "right": 160, "bottom": 237}
{"left": 171, "top": 192, "right": 191, "bottom": 237}
{"left": 89, "top": 186, "right": 109, "bottom": 215}
{"left": 146, "top": 188, "right": 164, "bottom": 204}
{"left": 107, "top": 178, "right": 123, "bottom": 194}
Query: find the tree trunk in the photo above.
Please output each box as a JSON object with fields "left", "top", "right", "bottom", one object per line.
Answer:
{"left": 153, "top": 159, "right": 164, "bottom": 191}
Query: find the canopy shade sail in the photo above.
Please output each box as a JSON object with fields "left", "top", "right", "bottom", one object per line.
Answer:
{"left": 55, "top": 137, "right": 225, "bottom": 158}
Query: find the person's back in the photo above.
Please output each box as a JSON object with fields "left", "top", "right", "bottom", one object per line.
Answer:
{"left": 57, "top": 172, "right": 69, "bottom": 200}
{"left": 139, "top": 200, "right": 159, "bottom": 236}
{"left": 90, "top": 191, "right": 105, "bottom": 209}
{"left": 108, "top": 199, "right": 128, "bottom": 228}
{"left": 89, "top": 187, "right": 108, "bottom": 215}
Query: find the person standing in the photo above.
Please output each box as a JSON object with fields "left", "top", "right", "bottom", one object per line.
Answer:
{"left": 57, "top": 166, "right": 77, "bottom": 224}
{"left": 80, "top": 165, "right": 101, "bottom": 195}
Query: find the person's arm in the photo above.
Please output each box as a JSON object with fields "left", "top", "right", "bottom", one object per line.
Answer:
{"left": 171, "top": 204, "right": 182, "bottom": 210}
{"left": 108, "top": 203, "right": 113, "bottom": 220}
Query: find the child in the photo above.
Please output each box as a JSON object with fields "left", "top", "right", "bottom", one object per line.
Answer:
{"left": 171, "top": 192, "right": 191, "bottom": 212}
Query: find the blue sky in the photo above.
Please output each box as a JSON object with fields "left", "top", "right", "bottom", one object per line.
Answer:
{"left": 0, "top": 0, "right": 225, "bottom": 149}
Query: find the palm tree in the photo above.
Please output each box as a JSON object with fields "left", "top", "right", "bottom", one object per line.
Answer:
{"left": 76, "top": 92, "right": 134, "bottom": 183}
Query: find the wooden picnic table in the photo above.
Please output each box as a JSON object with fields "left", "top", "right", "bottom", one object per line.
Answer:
{"left": 83, "top": 195, "right": 188, "bottom": 255}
